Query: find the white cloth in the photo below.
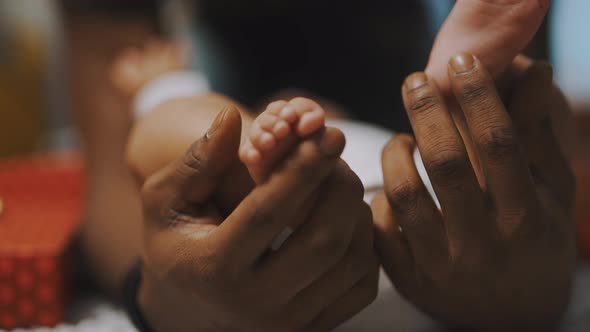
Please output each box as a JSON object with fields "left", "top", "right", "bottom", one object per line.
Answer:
{"left": 133, "top": 71, "right": 210, "bottom": 119}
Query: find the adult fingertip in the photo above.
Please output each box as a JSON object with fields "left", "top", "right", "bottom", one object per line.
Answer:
{"left": 318, "top": 127, "right": 346, "bottom": 159}
{"left": 371, "top": 193, "right": 395, "bottom": 235}
{"left": 205, "top": 107, "right": 228, "bottom": 139}
{"left": 382, "top": 134, "right": 415, "bottom": 162}
{"left": 446, "top": 53, "right": 498, "bottom": 100}
{"left": 187, "top": 105, "right": 243, "bottom": 180}
{"left": 449, "top": 53, "right": 476, "bottom": 75}
{"left": 403, "top": 72, "right": 429, "bottom": 91}
{"left": 206, "top": 105, "right": 241, "bottom": 140}
{"left": 205, "top": 105, "right": 243, "bottom": 159}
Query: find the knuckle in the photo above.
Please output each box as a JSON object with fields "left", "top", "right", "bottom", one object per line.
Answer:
{"left": 425, "top": 149, "right": 469, "bottom": 180}
{"left": 452, "top": 239, "right": 503, "bottom": 274}
{"left": 406, "top": 87, "right": 440, "bottom": 114}
{"left": 294, "top": 144, "right": 323, "bottom": 172}
{"left": 382, "top": 135, "right": 413, "bottom": 160}
{"left": 293, "top": 139, "right": 340, "bottom": 178}
{"left": 140, "top": 178, "right": 171, "bottom": 224}
{"left": 459, "top": 78, "right": 490, "bottom": 101}
{"left": 479, "top": 126, "right": 518, "bottom": 161}
{"left": 310, "top": 231, "right": 350, "bottom": 265}
{"left": 502, "top": 209, "right": 538, "bottom": 239}
{"left": 386, "top": 181, "right": 421, "bottom": 214}
{"left": 330, "top": 167, "right": 365, "bottom": 201}
{"left": 181, "top": 142, "right": 207, "bottom": 176}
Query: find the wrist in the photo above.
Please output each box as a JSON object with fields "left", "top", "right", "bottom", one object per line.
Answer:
{"left": 133, "top": 71, "right": 210, "bottom": 119}
{"left": 137, "top": 267, "right": 162, "bottom": 332}
{"left": 122, "top": 260, "right": 156, "bottom": 332}
{"left": 137, "top": 265, "right": 215, "bottom": 332}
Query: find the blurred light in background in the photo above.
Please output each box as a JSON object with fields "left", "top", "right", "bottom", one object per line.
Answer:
{"left": 551, "top": 0, "right": 590, "bottom": 111}
{"left": 0, "top": 0, "right": 70, "bottom": 158}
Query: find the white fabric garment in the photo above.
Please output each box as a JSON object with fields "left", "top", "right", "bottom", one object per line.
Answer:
{"left": 133, "top": 71, "right": 210, "bottom": 119}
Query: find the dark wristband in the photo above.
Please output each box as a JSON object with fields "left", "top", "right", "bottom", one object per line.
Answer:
{"left": 122, "top": 259, "right": 155, "bottom": 332}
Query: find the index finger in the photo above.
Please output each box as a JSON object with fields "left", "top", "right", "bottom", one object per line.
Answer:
{"left": 212, "top": 127, "right": 346, "bottom": 267}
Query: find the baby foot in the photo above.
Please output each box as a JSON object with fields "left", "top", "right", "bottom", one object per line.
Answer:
{"left": 240, "top": 97, "right": 326, "bottom": 184}
{"left": 427, "top": 0, "right": 549, "bottom": 94}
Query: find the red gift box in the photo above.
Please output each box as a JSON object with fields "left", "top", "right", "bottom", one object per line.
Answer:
{"left": 0, "top": 154, "right": 85, "bottom": 329}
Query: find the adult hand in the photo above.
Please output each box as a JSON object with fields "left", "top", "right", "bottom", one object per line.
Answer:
{"left": 373, "top": 55, "right": 576, "bottom": 331}
{"left": 138, "top": 106, "right": 378, "bottom": 332}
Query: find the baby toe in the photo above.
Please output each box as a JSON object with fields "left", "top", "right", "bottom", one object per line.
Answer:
{"left": 279, "top": 106, "right": 299, "bottom": 124}
{"left": 239, "top": 140, "right": 262, "bottom": 165}
{"left": 297, "top": 109, "right": 326, "bottom": 137}
{"left": 271, "top": 120, "right": 290, "bottom": 139}
{"left": 248, "top": 121, "right": 276, "bottom": 151}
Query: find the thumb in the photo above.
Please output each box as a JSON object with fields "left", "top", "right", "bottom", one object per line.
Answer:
{"left": 155, "top": 105, "right": 243, "bottom": 204}
{"left": 426, "top": 0, "right": 550, "bottom": 94}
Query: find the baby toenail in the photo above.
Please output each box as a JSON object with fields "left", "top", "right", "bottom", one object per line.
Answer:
{"left": 280, "top": 107, "right": 296, "bottom": 119}
{"left": 260, "top": 132, "right": 275, "bottom": 148}
{"left": 273, "top": 121, "right": 289, "bottom": 136}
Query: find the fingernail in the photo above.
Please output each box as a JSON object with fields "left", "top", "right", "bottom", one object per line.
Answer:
{"left": 319, "top": 128, "right": 345, "bottom": 158}
{"left": 450, "top": 53, "right": 476, "bottom": 74}
{"left": 404, "top": 72, "right": 429, "bottom": 91}
{"left": 280, "top": 106, "right": 295, "bottom": 119}
{"left": 206, "top": 107, "right": 229, "bottom": 139}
